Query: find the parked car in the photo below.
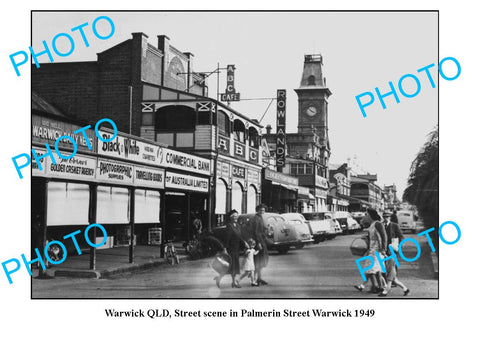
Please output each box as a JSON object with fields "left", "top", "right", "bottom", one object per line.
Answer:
{"left": 397, "top": 210, "right": 416, "bottom": 233}
{"left": 351, "top": 212, "right": 365, "bottom": 225}
{"left": 281, "top": 213, "right": 314, "bottom": 249}
{"left": 333, "top": 212, "right": 361, "bottom": 234}
{"left": 302, "top": 212, "right": 337, "bottom": 242}
{"left": 212, "top": 213, "right": 298, "bottom": 254}
{"left": 324, "top": 212, "right": 343, "bottom": 237}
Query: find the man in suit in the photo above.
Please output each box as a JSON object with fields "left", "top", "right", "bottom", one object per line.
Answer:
{"left": 379, "top": 212, "right": 410, "bottom": 296}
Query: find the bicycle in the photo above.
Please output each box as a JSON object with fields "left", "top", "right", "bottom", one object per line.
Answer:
{"left": 164, "top": 239, "right": 180, "bottom": 265}
{"left": 185, "top": 233, "right": 224, "bottom": 260}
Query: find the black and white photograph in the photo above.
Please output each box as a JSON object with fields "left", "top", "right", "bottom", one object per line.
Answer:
{"left": 0, "top": 2, "right": 477, "bottom": 339}
{"left": 29, "top": 11, "right": 438, "bottom": 299}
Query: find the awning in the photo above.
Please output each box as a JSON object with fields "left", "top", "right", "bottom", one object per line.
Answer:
{"left": 297, "top": 186, "right": 310, "bottom": 199}
{"left": 278, "top": 184, "right": 297, "bottom": 200}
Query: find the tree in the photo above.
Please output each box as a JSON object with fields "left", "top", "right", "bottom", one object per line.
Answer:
{"left": 403, "top": 126, "right": 439, "bottom": 250}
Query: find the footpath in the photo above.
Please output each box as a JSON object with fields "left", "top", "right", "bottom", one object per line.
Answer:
{"left": 32, "top": 244, "right": 188, "bottom": 279}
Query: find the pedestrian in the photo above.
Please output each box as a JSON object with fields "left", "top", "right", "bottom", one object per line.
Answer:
{"left": 246, "top": 204, "right": 269, "bottom": 285}
{"left": 214, "top": 209, "right": 247, "bottom": 288}
{"left": 191, "top": 212, "right": 203, "bottom": 239}
{"left": 354, "top": 208, "right": 387, "bottom": 293}
{"left": 238, "top": 238, "right": 260, "bottom": 286}
{"left": 379, "top": 212, "right": 410, "bottom": 296}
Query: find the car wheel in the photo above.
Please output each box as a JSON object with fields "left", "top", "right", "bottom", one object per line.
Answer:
{"left": 295, "top": 243, "right": 305, "bottom": 249}
{"left": 313, "top": 238, "right": 320, "bottom": 244}
{"left": 277, "top": 245, "right": 290, "bottom": 254}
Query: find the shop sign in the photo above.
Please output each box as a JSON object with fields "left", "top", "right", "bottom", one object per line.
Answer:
{"left": 218, "top": 135, "right": 230, "bottom": 155}
{"left": 315, "top": 175, "right": 329, "bottom": 189}
{"left": 165, "top": 171, "right": 209, "bottom": 193}
{"left": 220, "top": 65, "right": 241, "bottom": 102}
{"left": 134, "top": 166, "right": 165, "bottom": 189}
{"left": 234, "top": 141, "right": 246, "bottom": 159}
{"left": 159, "top": 148, "right": 211, "bottom": 176}
{"left": 98, "top": 130, "right": 161, "bottom": 167}
{"left": 276, "top": 89, "right": 286, "bottom": 168}
{"left": 247, "top": 169, "right": 260, "bottom": 186}
{"left": 298, "top": 186, "right": 310, "bottom": 196}
{"left": 232, "top": 165, "right": 245, "bottom": 178}
{"left": 32, "top": 114, "right": 95, "bottom": 152}
{"left": 219, "top": 161, "right": 230, "bottom": 178}
{"left": 264, "top": 168, "right": 298, "bottom": 186}
{"left": 31, "top": 148, "right": 47, "bottom": 177}
{"left": 315, "top": 188, "right": 328, "bottom": 198}
{"left": 249, "top": 148, "right": 259, "bottom": 163}
{"left": 96, "top": 159, "right": 134, "bottom": 185}
{"left": 47, "top": 153, "right": 96, "bottom": 181}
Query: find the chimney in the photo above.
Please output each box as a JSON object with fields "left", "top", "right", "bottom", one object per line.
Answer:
{"left": 266, "top": 124, "right": 272, "bottom": 134}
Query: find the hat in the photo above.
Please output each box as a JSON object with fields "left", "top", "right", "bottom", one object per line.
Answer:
{"left": 366, "top": 208, "right": 381, "bottom": 221}
{"left": 382, "top": 212, "right": 392, "bottom": 218}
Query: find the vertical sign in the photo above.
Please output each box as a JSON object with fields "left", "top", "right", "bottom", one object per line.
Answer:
{"left": 220, "top": 65, "right": 241, "bottom": 102}
{"left": 276, "top": 89, "right": 286, "bottom": 170}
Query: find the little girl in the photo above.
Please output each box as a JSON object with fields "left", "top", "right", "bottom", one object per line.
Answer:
{"left": 239, "top": 238, "right": 259, "bottom": 286}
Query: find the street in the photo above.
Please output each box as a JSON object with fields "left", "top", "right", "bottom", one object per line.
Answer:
{"left": 32, "top": 233, "right": 438, "bottom": 299}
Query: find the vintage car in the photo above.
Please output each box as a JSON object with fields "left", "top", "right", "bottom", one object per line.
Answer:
{"left": 333, "top": 211, "right": 361, "bottom": 234}
{"left": 301, "top": 212, "right": 337, "bottom": 242}
{"left": 397, "top": 210, "right": 417, "bottom": 233}
{"left": 212, "top": 213, "right": 299, "bottom": 254}
{"left": 281, "top": 213, "right": 314, "bottom": 249}
{"left": 324, "top": 212, "right": 343, "bottom": 237}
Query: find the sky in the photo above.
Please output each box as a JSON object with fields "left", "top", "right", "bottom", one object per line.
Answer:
{"left": 32, "top": 11, "right": 438, "bottom": 198}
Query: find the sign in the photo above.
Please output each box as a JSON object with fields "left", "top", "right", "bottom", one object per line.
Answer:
{"left": 96, "top": 159, "right": 134, "bottom": 185}
{"left": 298, "top": 186, "right": 310, "bottom": 197}
{"left": 218, "top": 135, "right": 230, "bottom": 155}
{"left": 315, "top": 175, "right": 329, "bottom": 189}
{"left": 276, "top": 89, "right": 286, "bottom": 169}
{"left": 165, "top": 171, "right": 209, "bottom": 193}
{"left": 47, "top": 154, "right": 96, "bottom": 181}
{"left": 159, "top": 148, "right": 211, "bottom": 176}
{"left": 248, "top": 169, "right": 260, "bottom": 186}
{"left": 134, "top": 166, "right": 165, "bottom": 189}
{"left": 32, "top": 114, "right": 95, "bottom": 153}
{"left": 234, "top": 142, "right": 246, "bottom": 159}
{"left": 220, "top": 64, "right": 240, "bottom": 102}
{"left": 97, "top": 130, "right": 161, "bottom": 167}
{"left": 315, "top": 188, "right": 328, "bottom": 198}
{"left": 217, "top": 161, "right": 230, "bottom": 179}
{"left": 232, "top": 165, "right": 246, "bottom": 178}
{"left": 264, "top": 168, "right": 298, "bottom": 186}
{"left": 32, "top": 148, "right": 47, "bottom": 177}
{"left": 249, "top": 148, "right": 259, "bottom": 163}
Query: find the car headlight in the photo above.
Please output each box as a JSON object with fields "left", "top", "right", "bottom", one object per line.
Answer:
{"left": 267, "top": 225, "right": 274, "bottom": 237}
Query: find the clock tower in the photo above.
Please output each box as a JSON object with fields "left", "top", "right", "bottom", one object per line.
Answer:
{"left": 294, "top": 54, "right": 332, "bottom": 151}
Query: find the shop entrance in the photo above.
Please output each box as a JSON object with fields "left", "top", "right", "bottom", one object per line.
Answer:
{"left": 164, "top": 192, "right": 188, "bottom": 243}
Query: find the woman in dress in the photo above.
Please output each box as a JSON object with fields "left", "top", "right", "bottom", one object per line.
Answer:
{"left": 354, "top": 208, "right": 387, "bottom": 293}
{"left": 214, "top": 209, "right": 247, "bottom": 288}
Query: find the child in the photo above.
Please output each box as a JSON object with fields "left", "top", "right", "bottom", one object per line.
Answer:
{"left": 239, "top": 238, "right": 259, "bottom": 286}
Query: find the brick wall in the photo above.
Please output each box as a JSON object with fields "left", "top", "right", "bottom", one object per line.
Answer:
{"left": 32, "top": 62, "right": 99, "bottom": 124}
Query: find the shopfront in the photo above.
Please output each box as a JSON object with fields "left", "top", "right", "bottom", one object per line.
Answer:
{"left": 215, "top": 157, "right": 261, "bottom": 225}
{"left": 262, "top": 168, "right": 299, "bottom": 213}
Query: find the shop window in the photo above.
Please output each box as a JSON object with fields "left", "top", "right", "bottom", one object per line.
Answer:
{"left": 297, "top": 164, "right": 305, "bottom": 175}
{"left": 135, "top": 189, "right": 160, "bottom": 223}
{"left": 231, "top": 181, "right": 244, "bottom": 213}
{"left": 217, "top": 110, "right": 230, "bottom": 136}
{"left": 97, "top": 186, "right": 130, "bottom": 224}
{"left": 155, "top": 105, "right": 195, "bottom": 148}
{"left": 247, "top": 185, "right": 258, "bottom": 213}
{"left": 248, "top": 127, "right": 259, "bottom": 148}
{"left": 305, "top": 164, "right": 313, "bottom": 174}
{"left": 143, "top": 85, "right": 160, "bottom": 100}
{"left": 290, "top": 163, "right": 297, "bottom": 175}
{"left": 46, "top": 181, "right": 90, "bottom": 226}
{"left": 233, "top": 119, "right": 245, "bottom": 143}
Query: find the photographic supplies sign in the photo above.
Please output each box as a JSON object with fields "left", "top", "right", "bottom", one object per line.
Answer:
{"left": 159, "top": 148, "right": 211, "bottom": 176}
{"left": 96, "top": 159, "right": 134, "bottom": 185}
{"left": 134, "top": 166, "right": 165, "bottom": 189}
{"left": 32, "top": 114, "right": 95, "bottom": 152}
{"left": 276, "top": 89, "right": 286, "bottom": 168}
{"left": 47, "top": 154, "right": 97, "bottom": 181}
{"left": 98, "top": 130, "right": 161, "bottom": 166}
{"left": 165, "top": 171, "right": 209, "bottom": 193}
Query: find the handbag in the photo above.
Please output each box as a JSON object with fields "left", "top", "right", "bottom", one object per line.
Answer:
{"left": 211, "top": 252, "right": 231, "bottom": 275}
{"left": 391, "top": 238, "right": 399, "bottom": 253}
{"left": 350, "top": 236, "right": 369, "bottom": 256}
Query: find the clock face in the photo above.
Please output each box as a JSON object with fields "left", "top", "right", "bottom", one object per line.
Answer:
{"left": 305, "top": 106, "right": 318, "bottom": 117}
